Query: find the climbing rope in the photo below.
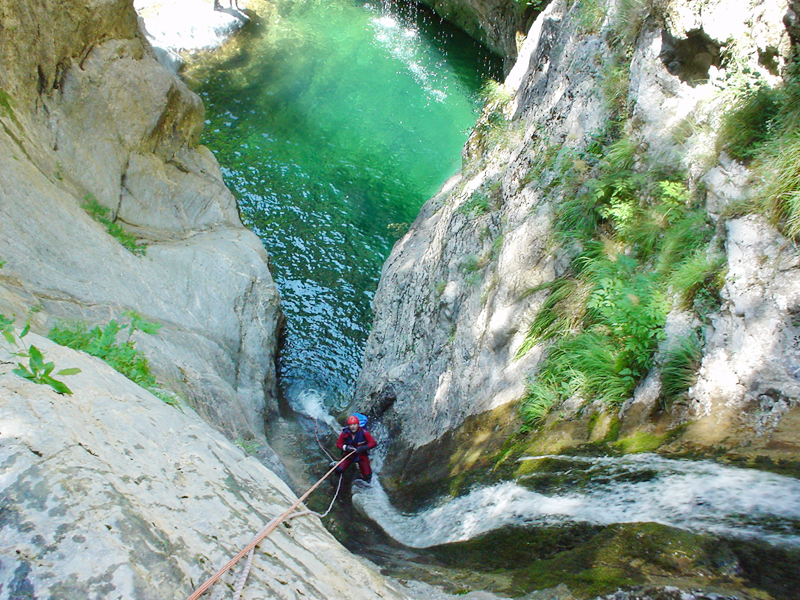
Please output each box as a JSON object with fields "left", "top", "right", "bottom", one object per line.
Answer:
{"left": 223, "top": 469, "right": 345, "bottom": 599}
{"left": 185, "top": 450, "right": 355, "bottom": 600}
{"left": 230, "top": 548, "right": 254, "bottom": 600}
{"left": 290, "top": 469, "right": 343, "bottom": 521}
{"left": 314, "top": 418, "right": 337, "bottom": 463}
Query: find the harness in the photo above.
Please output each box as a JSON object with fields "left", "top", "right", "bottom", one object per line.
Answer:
{"left": 341, "top": 427, "right": 369, "bottom": 449}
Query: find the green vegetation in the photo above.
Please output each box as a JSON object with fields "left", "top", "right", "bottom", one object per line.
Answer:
{"left": 575, "top": 0, "right": 606, "bottom": 35}
{"left": 717, "top": 83, "right": 782, "bottom": 162}
{"left": 717, "top": 63, "right": 800, "bottom": 238}
{"left": 236, "top": 438, "right": 262, "bottom": 455}
{"left": 660, "top": 330, "right": 703, "bottom": 406}
{"left": 0, "top": 88, "right": 14, "bottom": 119}
{"left": 2, "top": 317, "right": 80, "bottom": 395}
{"left": 47, "top": 311, "right": 179, "bottom": 408}
{"left": 458, "top": 191, "right": 491, "bottom": 217}
{"left": 1, "top": 261, "right": 81, "bottom": 394}
{"left": 82, "top": 195, "right": 146, "bottom": 255}
{"left": 517, "top": 128, "right": 722, "bottom": 428}
{"left": 48, "top": 311, "right": 160, "bottom": 387}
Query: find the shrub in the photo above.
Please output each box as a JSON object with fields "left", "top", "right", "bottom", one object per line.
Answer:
{"left": 517, "top": 129, "right": 722, "bottom": 423}
{"left": 459, "top": 192, "right": 491, "bottom": 217}
{"left": 48, "top": 311, "right": 161, "bottom": 388}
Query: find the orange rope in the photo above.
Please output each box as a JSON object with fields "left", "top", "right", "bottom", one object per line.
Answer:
{"left": 185, "top": 451, "right": 355, "bottom": 600}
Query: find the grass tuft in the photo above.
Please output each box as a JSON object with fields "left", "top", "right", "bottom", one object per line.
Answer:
{"left": 82, "top": 195, "right": 146, "bottom": 255}
{"left": 660, "top": 331, "right": 703, "bottom": 406}
{"left": 759, "top": 130, "right": 800, "bottom": 238}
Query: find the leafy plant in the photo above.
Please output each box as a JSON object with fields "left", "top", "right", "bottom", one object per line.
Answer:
{"left": 48, "top": 311, "right": 161, "bottom": 389}
{"left": 718, "top": 64, "right": 800, "bottom": 239}
{"left": 12, "top": 344, "right": 81, "bottom": 395}
{"left": 517, "top": 278, "right": 586, "bottom": 356}
{"left": 517, "top": 127, "right": 726, "bottom": 424}
{"left": 668, "top": 251, "right": 726, "bottom": 309}
{"left": 2, "top": 316, "right": 80, "bottom": 395}
{"left": 236, "top": 438, "right": 262, "bottom": 455}
{"left": 519, "top": 379, "right": 558, "bottom": 430}
{"left": 82, "top": 195, "right": 146, "bottom": 255}
{"left": 760, "top": 130, "right": 800, "bottom": 238}
{"left": 601, "top": 60, "right": 631, "bottom": 119}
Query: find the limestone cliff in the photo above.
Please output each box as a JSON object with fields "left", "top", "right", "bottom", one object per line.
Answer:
{"left": 356, "top": 0, "right": 800, "bottom": 482}
{"left": 0, "top": 334, "right": 409, "bottom": 599}
{"left": 420, "top": 0, "right": 536, "bottom": 64}
{"left": 0, "top": 0, "right": 282, "bottom": 443}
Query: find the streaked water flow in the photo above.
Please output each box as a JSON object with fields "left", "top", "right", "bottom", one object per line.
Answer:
{"left": 188, "top": 0, "right": 501, "bottom": 413}
{"left": 352, "top": 454, "right": 800, "bottom": 548}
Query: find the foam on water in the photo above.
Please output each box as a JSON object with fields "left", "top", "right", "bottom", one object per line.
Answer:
{"left": 352, "top": 454, "right": 800, "bottom": 548}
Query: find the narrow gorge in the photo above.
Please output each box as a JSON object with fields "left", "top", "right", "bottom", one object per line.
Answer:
{"left": 2, "top": 0, "right": 800, "bottom": 599}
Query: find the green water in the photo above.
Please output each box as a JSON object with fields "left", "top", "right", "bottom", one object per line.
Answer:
{"left": 188, "top": 0, "right": 501, "bottom": 410}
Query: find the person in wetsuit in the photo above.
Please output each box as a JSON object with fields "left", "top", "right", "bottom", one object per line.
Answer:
{"left": 334, "top": 415, "right": 377, "bottom": 483}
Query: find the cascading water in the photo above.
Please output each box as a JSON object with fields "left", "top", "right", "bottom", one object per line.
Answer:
{"left": 186, "top": 2, "right": 800, "bottom": 596}
{"left": 352, "top": 454, "right": 800, "bottom": 549}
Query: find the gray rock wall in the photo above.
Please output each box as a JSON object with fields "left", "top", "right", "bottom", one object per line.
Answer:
{"left": 0, "top": 334, "right": 409, "bottom": 599}
{"left": 356, "top": 0, "right": 800, "bottom": 471}
{"left": 0, "top": 0, "right": 282, "bottom": 442}
{"left": 420, "top": 0, "right": 535, "bottom": 63}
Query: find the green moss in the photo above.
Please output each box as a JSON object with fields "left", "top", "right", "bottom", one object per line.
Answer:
{"left": 429, "top": 523, "right": 737, "bottom": 598}
{"left": 604, "top": 415, "right": 621, "bottom": 442}
{"left": 0, "top": 88, "right": 14, "bottom": 119}
{"left": 611, "top": 431, "right": 665, "bottom": 453}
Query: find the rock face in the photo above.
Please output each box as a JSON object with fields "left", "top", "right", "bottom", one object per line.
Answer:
{"left": 356, "top": 0, "right": 800, "bottom": 478}
{"left": 0, "top": 334, "right": 408, "bottom": 599}
{"left": 420, "top": 0, "right": 536, "bottom": 64}
{"left": 0, "top": 0, "right": 282, "bottom": 443}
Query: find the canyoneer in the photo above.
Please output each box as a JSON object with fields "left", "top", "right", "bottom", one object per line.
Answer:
{"left": 334, "top": 414, "right": 377, "bottom": 484}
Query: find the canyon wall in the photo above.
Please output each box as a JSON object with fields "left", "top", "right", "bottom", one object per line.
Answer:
{"left": 420, "top": 0, "right": 536, "bottom": 63}
{"left": 356, "top": 0, "right": 800, "bottom": 482}
{"left": 0, "top": 0, "right": 282, "bottom": 444}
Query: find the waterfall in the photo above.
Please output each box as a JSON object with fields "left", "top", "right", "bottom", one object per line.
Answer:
{"left": 352, "top": 453, "right": 800, "bottom": 549}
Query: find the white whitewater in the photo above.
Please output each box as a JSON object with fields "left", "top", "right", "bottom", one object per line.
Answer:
{"left": 352, "top": 453, "right": 800, "bottom": 549}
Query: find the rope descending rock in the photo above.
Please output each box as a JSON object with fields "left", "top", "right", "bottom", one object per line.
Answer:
{"left": 185, "top": 451, "right": 355, "bottom": 600}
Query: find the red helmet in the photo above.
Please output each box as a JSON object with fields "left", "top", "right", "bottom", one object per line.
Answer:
{"left": 347, "top": 415, "right": 359, "bottom": 426}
